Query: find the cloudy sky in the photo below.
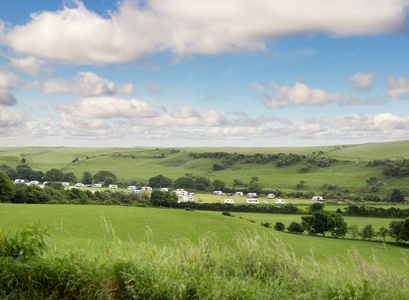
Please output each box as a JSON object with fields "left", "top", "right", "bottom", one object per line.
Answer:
{"left": 1, "top": 0, "right": 409, "bottom": 147}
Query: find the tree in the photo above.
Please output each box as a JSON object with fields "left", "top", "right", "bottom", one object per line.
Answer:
{"left": 82, "top": 171, "right": 93, "bottom": 184}
{"left": 309, "top": 202, "right": 324, "bottom": 213}
{"left": 233, "top": 179, "right": 244, "bottom": 186}
{"left": 274, "top": 222, "right": 285, "bottom": 231}
{"left": 44, "top": 168, "right": 64, "bottom": 182}
{"left": 327, "top": 213, "right": 348, "bottom": 238}
{"left": 301, "top": 216, "right": 314, "bottom": 234}
{"left": 360, "top": 224, "right": 375, "bottom": 240}
{"left": 213, "top": 179, "right": 226, "bottom": 191}
{"left": 150, "top": 190, "right": 178, "bottom": 207}
{"left": 296, "top": 180, "right": 305, "bottom": 189}
{"left": 377, "top": 226, "right": 388, "bottom": 243}
{"left": 248, "top": 181, "right": 262, "bottom": 194}
{"left": 63, "top": 172, "right": 77, "bottom": 183}
{"left": 28, "top": 170, "right": 44, "bottom": 181}
{"left": 173, "top": 176, "right": 195, "bottom": 190}
{"left": 93, "top": 170, "right": 117, "bottom": 183}
{"left": 390, "top": 189, "right": 405, "bottom": 203}
{"left": 149, "top": 174, "right": 172, "bottom": 188}
{"left": 16, "top": 164, "right": 32, "bottom": 179}
{"left": 104, "top": 177, "right": 115, "bottom": 186}
{"left": 311, "top": 212, "right": 329, "bottom": 236}
{"left": 194, "top": 176, "right": 212, "bottom": 191}
{"left": 348, "top": 225, "right": 359, "bottom": 239}
{"left": 0, "top": 171, "right": 15, "bottom": 203}
{"left": 287, "top": 222, "right": 304, "bottom": 233}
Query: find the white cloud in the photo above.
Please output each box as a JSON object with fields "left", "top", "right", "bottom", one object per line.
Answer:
{"left": 387, "top": 76, "right": 409, "bottom": 99}
{"left": 349, "top": 72, "right": 375, "bottom": 91}
{"left": 0, "top": 107, "right": 23, "bottom": 127}
{"left": 3, "top": 0, "right": 408, "bottom": 65}
{"left": 0, "top": 72, "right": 18, "bottom": 106}
{"left": 41, "top": 72, "right": 134, "bottom": 96}
{"left": 142, "top": 106, "right": 226, "bottom": 127}
{"left": 60, "top": 97, "right": 156, "bottom": 119}
{"left": 333, "top": 113, "right": 409, "bottom": 131}
{"left": 253, "top": 81, "right": 362, "bottom": 108}
{"left": 9, "top": 56, "right": 49, "bottom": 77}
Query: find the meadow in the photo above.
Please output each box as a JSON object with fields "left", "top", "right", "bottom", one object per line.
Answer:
{"left": 1, "top": 140, "right": 409, "bottom": 196}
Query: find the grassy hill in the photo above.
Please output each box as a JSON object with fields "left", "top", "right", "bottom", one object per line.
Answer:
{"left": 1, "top": 140, "right": 409, "bottom": 196}
{"left": 1, "top": 204, "right": 408, "bottom": 272}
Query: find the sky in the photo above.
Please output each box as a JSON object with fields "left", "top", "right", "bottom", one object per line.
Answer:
{"left": 1, "top": 0, "right": 409, "bottom": 148}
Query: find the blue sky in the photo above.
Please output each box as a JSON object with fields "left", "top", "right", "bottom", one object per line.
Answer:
{"left": 1, "top": 0, "right": 409, "bottom": 147}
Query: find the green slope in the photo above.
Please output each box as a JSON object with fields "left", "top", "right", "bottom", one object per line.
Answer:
{"left": 1, "top": 140, "right": 409, "bottom": 193}
{"left": 1, "top": 204, "right": 408, "bottom": 273}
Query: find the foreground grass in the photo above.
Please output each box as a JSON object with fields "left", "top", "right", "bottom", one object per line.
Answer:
{"left": 1, "top": 230, "right": 408, "bottom": 299}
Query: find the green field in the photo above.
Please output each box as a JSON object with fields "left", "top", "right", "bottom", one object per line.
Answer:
{"left": 1, "top": 141, "right": 409, "bottom": 196}
{"left": 1, "top": 204, "right": 408, "bottom": 273}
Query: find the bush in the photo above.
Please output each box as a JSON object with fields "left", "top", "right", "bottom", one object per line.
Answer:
{"left": 274, "top": 222, "right": 285, "bottom": 231}
{"left": 222, "top": 211, "right": 232, "bottom": 217}
{"left": 0, "top": 223, "right": 48, "bottom": 261}
{"left": 287, "top": 222, "right": 304, "bottom": 233}
{"left": 261, "top": 222, "right": 271, "bottom": 228}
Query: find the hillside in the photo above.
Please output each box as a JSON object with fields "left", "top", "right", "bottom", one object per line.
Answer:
{"left": 1, "top": 140, "right": 409, "bottom": 196}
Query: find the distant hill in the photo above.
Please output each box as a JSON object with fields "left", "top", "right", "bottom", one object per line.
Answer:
{"left": 1, "top": 140, "right": 409, "bottom": 197}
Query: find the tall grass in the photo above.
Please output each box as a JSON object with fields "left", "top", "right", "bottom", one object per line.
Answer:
{"left": 1, "top": 224, "right": 408, "bottom": 299}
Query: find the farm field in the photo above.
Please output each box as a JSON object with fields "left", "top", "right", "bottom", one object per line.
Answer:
{"left": 1, "top": 204, "right": 409, "bottom": 274}
{"left": 1, "top": 140, "right": 409, "bottom": 196}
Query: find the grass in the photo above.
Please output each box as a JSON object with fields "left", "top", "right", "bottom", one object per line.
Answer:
{"left": 1, "top": 209, "right": 409, "bottom": 299}
{"left": 1, "top": 204, "right": 409, "bottom": 273}
{"left": 1, "top": 140, "right": 409, "bottom": 195}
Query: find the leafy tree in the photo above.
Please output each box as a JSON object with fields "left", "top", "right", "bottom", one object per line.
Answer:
{"left": 28, "top": 170, "right": 44, "bottom": 181}
{"left": 150, "top": 190, "right": 178, "bottom": 207}
{"left": 104, "top": 177, "right": 115, "bottom": 186}
{"left": 63, "top": 172, "right": 77, "bottom": 183}
{"left": 327, "top": 213, "right": 347, "bottom": 238}
{"left": 248, "top": 181, "right": 262, "bottom": 194}
{"left": 0, "top": 171, "right": 15, "bottom": 203}
{"left": 311, "top": 212, "right": 329, "bottom": 236}
{"left": 301, "top": 216, "right": 314, "bottom": 233}
{"left": 390, "top": 189, "right": 405, "bottom": 203}
{"left": 287, "top": 222, "right": 304, "bottom": 233}
{"left": 44, "top": 168, "right": 64, "bottom": 182}
{"left": 388, "top": 218, "right": 409, "bottom": 242}
{"left": 233, "top": 179, "right": 244, "bottom": 186}
{"left": 377, "top": 226, "right": 389, "bottom": 243}
{"left": 173, "top": 176, "right": 195, "bottom": 190}
{"left": 274, "top": 222, "right": 285, "bottom": 231}
{"left": 213, "top": 179, "right": 226, "bottom": 191}
{"left": 5, "top": 168, "right": 17, "bottom": 180}
{"left": 296, "top": 180, "right": 305, "bottom": 189}
{"left": 309, "top": 202, "right": 324, "bottom": 213}
{"left": 82, "top": 171, "right": 93, "bottom": 184}
{"left": 93, "top": 170, "right": 117, "bottom": 183}
{"left": 149, "top": 174, "right": 172, "bottom": 188}
{"left": 194, "top": 176, "right": 212, "bottom": 191}
{"left": 16, "top": 164, "right": 32, "bottom": 179}
{"left": 360, "top": 224, "right": 375, "bottom": 240}
{"left": 348, "top": 225, "right": 359, "bottom": 239}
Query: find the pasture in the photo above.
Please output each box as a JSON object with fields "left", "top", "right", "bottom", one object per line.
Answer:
{"left": 1, "top": 140, "right": 409, "bottom": 196}
{"left": 1, "top": 204, "right": 408, "bottom": 273}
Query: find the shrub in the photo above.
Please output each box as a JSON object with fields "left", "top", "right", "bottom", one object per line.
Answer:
{"left": 0, "top": 223, "right": 48, "bottom": 261}
{"left": 287, "top": 222, "right": 304, "bottom": 233}
{"left": 274, "top": 222, "right": 285, "bottom": 231}
{"left": 222, "top": 211, "right": 232, "bottom": 217}
{"left": 261, "top": 222, "right": 271, "bottom": 228}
